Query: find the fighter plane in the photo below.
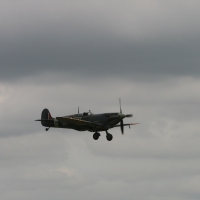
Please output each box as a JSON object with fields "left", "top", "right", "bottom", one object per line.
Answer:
{"left": 35, "top": 99, "right": 139, "bottom": 141}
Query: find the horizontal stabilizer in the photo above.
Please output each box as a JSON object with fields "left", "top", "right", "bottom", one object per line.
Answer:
{"left": 35, "top": 119, "right": 54, "bottom": 122}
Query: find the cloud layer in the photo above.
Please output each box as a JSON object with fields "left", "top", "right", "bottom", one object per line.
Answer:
{"left": 0, "top": 1, "right": 200, "bottom": 200}
{"left": 1, "top": 0, "right": 200, "bottom": 81}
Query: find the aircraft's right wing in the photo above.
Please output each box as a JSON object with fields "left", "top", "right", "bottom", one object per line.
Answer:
{"left": 56, "top": 117, "right": 103, "bottom": 128}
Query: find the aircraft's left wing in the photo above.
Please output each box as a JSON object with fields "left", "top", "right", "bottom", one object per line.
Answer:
{"left": 113, "top": 123, "right": 140, "bottom": 128}
{"left": 56, "top": 117, "right": 103, "bottom": 128}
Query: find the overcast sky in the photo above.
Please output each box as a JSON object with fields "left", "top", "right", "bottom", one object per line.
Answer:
{"left": 0, "top": 1, "right": 200, "bottom": 200}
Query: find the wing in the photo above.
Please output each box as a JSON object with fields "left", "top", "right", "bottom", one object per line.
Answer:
{"left": 113, "top": 123, "right": 140, "bottom": 128}
{"left": 56, "top": 117, "right": 103, "bottom": 128}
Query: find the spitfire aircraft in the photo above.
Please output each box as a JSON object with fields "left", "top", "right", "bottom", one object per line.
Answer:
{"left": 35, "top": 100, "right": 139, "bottom": 141}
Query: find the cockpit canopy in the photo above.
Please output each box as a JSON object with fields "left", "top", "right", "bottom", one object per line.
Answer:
{"left": 83, "top": 110, "right": 93, "bottom": 116}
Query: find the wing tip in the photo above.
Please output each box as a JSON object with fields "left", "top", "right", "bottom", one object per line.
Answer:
{"left": 131, "top": 123, "right": 140, "bottom": 125}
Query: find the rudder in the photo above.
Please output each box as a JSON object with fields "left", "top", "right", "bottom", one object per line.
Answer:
{"left": 41, "top": 108, "right": 54, "bottom": 127}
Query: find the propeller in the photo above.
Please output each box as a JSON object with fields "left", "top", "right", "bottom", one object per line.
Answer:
{"left": 125, "top": 114, "right": 133, "bottom": 118}
{"left": 119, "top": 98, "right": 124, "bottom": 134}
{"left": 119, "top": 98, "right": 122, "bottom": 114}
{"left": 120, "top": 120, "right": 124, "bottom": 135}
{"left": 119, "top": 98, "right": 133, "bottom": 135}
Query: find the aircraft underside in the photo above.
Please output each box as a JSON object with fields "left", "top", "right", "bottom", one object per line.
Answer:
{"left": 44, "top": 124, "right": 114, "bottom": 141}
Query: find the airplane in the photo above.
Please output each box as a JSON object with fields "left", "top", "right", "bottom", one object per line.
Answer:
{"left": 35, "top": 99, "right": 139, "bottom": 141}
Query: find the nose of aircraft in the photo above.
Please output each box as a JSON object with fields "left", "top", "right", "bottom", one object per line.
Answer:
{"left": 118, "top": 113, "right": 125, "bottom": 119}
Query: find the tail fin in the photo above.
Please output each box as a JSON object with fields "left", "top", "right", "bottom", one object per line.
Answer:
{"left": 38, "top": 108, "right": 54, "bottom": 127}
{"left": 41, "top": 108, "right": 53, "bottom": 120}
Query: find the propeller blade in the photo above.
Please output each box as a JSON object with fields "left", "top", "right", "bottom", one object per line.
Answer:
{"left": 125, "top": 114, "right": 133, "bottom": 118}
{"left": 119, "top": 98, "right": 122, "bottom": 113}
{"left": 120, "top": 120, "right": 124, "bottom": 135}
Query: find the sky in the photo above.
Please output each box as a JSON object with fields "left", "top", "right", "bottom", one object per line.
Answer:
{"left": 0, "top": 0, "right": 200, "bottom": 199}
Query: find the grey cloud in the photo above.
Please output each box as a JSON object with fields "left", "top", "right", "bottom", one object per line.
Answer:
{"left": 2, "top": 27, "right": 200, "bottom": 79}
{"left": 1, "top": 1, "right": 200, "bottom": 81}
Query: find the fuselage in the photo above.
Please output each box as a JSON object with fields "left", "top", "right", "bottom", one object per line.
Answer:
{"left": 42, "top": 112, "right": 125, "bottom": 132}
